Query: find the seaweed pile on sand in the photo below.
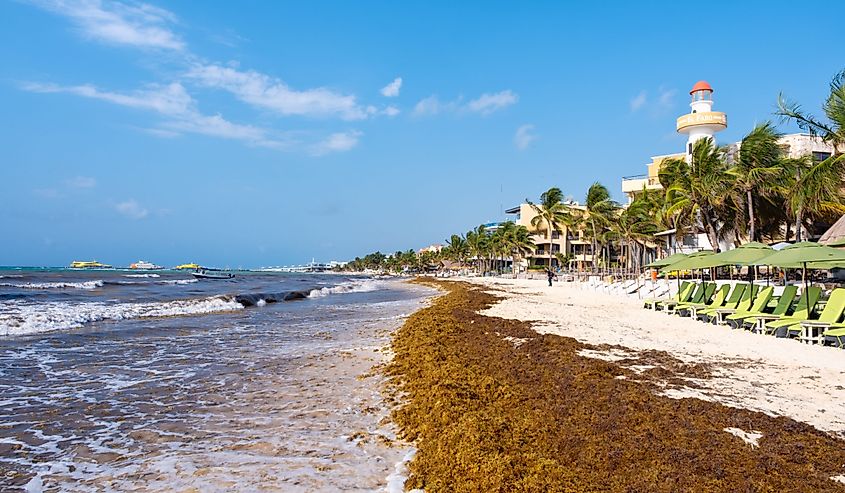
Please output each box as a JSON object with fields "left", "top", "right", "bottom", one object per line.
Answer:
{"left": 386, "top": 280, "right": 845, "bottom": 492}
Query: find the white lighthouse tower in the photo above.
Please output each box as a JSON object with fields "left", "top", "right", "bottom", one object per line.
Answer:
{"left": 676, "top": 80, "right": 727, "bottom": 160}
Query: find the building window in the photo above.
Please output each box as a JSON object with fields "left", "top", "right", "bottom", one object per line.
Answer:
{"left": 813, "top": 151, "right": 832, "bottom": 162}
{"left": 551, "top": 231, "right": 560, "bottom": 239}
{"left": 688, "top": 143, "right": 692, "bottom": 155}
{"left": 551, "top": 244, "right": 561, "bottom": 253}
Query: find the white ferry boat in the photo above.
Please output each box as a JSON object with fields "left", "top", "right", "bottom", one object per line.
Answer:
{"left": 129, "top": 260, "right": 164, "bottom": 270}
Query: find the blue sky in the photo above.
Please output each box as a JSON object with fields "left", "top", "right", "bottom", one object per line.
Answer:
{"left": 1, "top": 1, "right": 842, "bottom": 267}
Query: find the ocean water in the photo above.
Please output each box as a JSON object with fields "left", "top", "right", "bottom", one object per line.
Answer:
{"left": 0, "top": 268, "right": 432, "bottom": 492}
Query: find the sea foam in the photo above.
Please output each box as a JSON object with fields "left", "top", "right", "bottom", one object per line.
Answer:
{"left": 0, "top": 280, "right": 104, "bottom": 290}
{"left": 0, "top": 296, "right": 244, "bottom": 336}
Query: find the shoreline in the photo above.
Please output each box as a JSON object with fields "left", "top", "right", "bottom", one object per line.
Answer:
{"left": 386, "top": 278, "right": 845, "bottom": 491}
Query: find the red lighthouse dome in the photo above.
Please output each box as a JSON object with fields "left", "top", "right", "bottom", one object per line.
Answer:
{"left": 690, "top": 80, "right": 713, "bottom": 94}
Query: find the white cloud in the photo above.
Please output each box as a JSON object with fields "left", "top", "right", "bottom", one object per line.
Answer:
{"left": 514, "top": 124, "right": 537, "bottom": 150}
{"left": 631, "top": 86, "right": 677, "bottom": 114}
{"left": 311, "top": 131, "right": 362, "bottom": 156}
{"left": 657, "top": 87, "right": 677, "bottom": 109}
{"left": 66, "top": 176, "right": 97, "bottom": 188}
{"left": 630, "top": 90, "right": 647, "bottom": 111}
{"left": 23, "top": 80, "right": 292, "bottom": 149}
{"left": 380, "top": 77, "right": 402, "bottom": 97}
{"left": 413, "top": 95, "right": 447, "bottom": 116}
{"left": 413, "top": 90, "right": 517, "bottom": 116}
{"left": 186, "top": 63, "right": 370, "bottom": 120}
{"left": 466, "top": 90, "right": 518, "bottom": 115}
{"left": 22, "top": 81, "right": 193, "bottom": 115}
{"left": 383, "top": 105, "right": 400, "bottom": 117}
{"left": 115, "top": 199, "right": 148, "bottom": 219}
{"left": 28, "top": 0, "right": 184, "bottom": 50}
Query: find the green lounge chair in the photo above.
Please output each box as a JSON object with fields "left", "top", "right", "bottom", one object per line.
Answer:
{"left": 708, "top": 284, "right": 759, "bottom": 325}
{"left": 823, "top": 325, "right": 845, "bottom": 348}
{"left": 753, "top": 286, "right": 822, "bottom": 335}
{"left": 695, "top": 283, "right": 747, "bottom": 322}
{"left": 662, "top": 282, "right": 708, "bottom": 313}
{"left": 726, "top": 285, "right": 797, "bottom": 330}
{"left": 696, "top": 282, "right": 750, "bottom": 322}
{"left": 786, "top": 288, "right": 845, "bottom": 342}
{"left": 643, "top": 281, "right": 691, "bottom": 310}
{"left": 719, "top": 286, "right": 774, "bottom": 329}
{"left": 668, "top": 282, "right": 715, "bottom": 315}
{"left": 676, "top": 284, "right": 728, "bottom": 318}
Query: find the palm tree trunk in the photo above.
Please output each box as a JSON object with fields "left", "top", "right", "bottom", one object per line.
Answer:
{"left": 795, "top": 210, "right": 803, "bottom": 242}
{"left": 746, "top": 188, "right": 756, "bottom": 242}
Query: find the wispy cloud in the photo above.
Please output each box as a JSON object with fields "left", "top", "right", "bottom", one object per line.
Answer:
{"left": 115, "top": 199, "right": 148, "bottom": 219}
{"left": 22, "top": 81, "right": 292, "bottom": 149}
{"left": 380, "top": 77, "right": 402, "bottom": 97}
{"left": 466, "top": 90, "right": 518, "bottom": 115}
{"left": 66, "top": 176, "right": 96, "bottom": 188}
{"left": 383, "top": 105, "right": 400, "bottom": 117}
{"left": 186, "top": 63, "right": 372, "bottom": 120}
{"left": 657, "top": 87, "right": 677, "bottom": 110}
{"left": 413, "top": 90, "right": 518, "bottom": 117}
{"left": 630, "top": 86, "right": 677, "bottom": 114}
{"left": 630, "top": 90, "right": 647, "bottom": 111}
{"left": 514, "top": 124, "right": 537, "bottom": 150}
{"left": 22, "top": 81, "right": 193, "bottom": 115}
{"left": 28, "top": 0, "right": 184, "bottom": 50}
{"left": 311, "top": 131, "right": 362, "bottom": 156}
{"left": 413, "top": 95, "right": 449, "bottom": 116}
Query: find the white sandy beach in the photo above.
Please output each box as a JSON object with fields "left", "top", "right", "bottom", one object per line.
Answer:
{"left": 463, "top": 277, "right": 845, "bottom": 439}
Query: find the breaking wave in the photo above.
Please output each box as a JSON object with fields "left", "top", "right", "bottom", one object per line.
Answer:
{"left": 0, "top": 296, "right": 245, "bottom": 336}
{"left": 123, "top": 273, "right": 161, "bottom": 278}
{"left": 0, "top": 278, "right": 389, "bottom": 336}
{"left": 308, "top": 279, "right": 387, "bottom": 297}
{"left": 0, "top": 280, "right": 104, "bottom": 290}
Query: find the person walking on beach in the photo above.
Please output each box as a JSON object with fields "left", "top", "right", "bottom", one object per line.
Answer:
{"left": 546, "top": 267, "right": 556, "bottom": 287}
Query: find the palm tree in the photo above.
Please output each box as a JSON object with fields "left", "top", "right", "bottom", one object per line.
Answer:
{"left": 728, "top": 123, "right": 790, "bottom": 242}
{"left": 582, "top": 182, "right": 619, "bottom": 273}
{"left": 777, "top": 69, "right": 845, "bottom": 240}
{"left": 465, "top": 225, "right": 488, "bottom": 274}
{"left": 527, "top": 187, "right": 571, "bottom": 269}
{"left": 783, "top": 154, "right": 845, "bottom": 241}
{"left": 444, "top": 234, "right": 469, "bottom": 268}
{"left": 659, "top": 137, "right": 736, "bottom": 252}
{"left": 777, "top": 69, "right": 845, "bottom": 156}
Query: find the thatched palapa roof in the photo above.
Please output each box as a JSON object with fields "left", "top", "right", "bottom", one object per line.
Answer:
{"left": 819, "top": 214, "right": 845, "bottom": 247}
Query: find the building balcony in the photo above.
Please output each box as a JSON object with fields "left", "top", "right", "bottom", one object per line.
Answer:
{"left": 621, "top": 174, "right": 662, "bottom": 194}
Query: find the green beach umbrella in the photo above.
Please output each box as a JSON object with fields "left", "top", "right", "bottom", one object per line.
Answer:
{"left": 660, "top": 250, "right": 715, "bottom": 292}
{"left": 754, "top": 242, "right": 845, "bottom": 314}
{"left": 660, "top": 250, "right": 716, "bottom": 273}
{"left": 713, "top": 242, "right": 774, "bottom": 266}
{"left": 645, "top": 252, "right": 688, "bottom": 268}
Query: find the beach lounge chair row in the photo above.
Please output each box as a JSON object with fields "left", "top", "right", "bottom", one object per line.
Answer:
{"left": 642, "top": 280, "right": 845, "bottom": 348}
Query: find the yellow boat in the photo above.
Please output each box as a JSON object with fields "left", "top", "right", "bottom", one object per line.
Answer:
{"left": 70, "top": 260, "right": 112, "bottom": 269}
{"left": 174, "top": 263, "right": 201, "bottom": 270}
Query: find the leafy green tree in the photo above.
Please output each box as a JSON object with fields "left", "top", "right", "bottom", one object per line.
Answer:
{"left": 728, "top": 123, "right": 790, "bottom": 242}
{"left": 527, "top": 187, "right": 571, "bottom": 269}
{"left": 582, "top": 182, "right": 619, "bottom": 272}
{"left": 659, "top": 138, "right": 735, "bottom": 252}
{"left": 777, "top": 69, "right": 845, "bottom": 240}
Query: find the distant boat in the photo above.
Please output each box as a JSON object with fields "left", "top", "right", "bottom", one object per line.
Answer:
{"left": 129, "top": 260, "right": 163, "bottom": 270}
{"left": 192, "top": 270, "right": 234, "bottom": 280}
{"left": 70, "top": 260, "right": 112, "bottom": 269}
{"left": 175, "top": 263, "right": 201, "bottom": 270}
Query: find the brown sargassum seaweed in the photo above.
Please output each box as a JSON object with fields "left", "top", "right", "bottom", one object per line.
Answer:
{"left": 385, "top": 280, "right": 845, "bottom": 492}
